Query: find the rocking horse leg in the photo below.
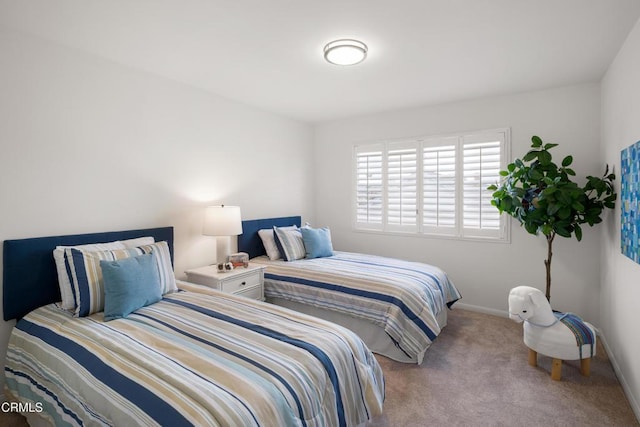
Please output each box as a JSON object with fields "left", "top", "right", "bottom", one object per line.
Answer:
{"left": 580, "top": 358, "right": 591, "bottom": 377}
{"left": 528, "top": 348, "right": 537, "bottom": 367}
{"left": 551, "top": 358, "right": 562, "bottom": 381}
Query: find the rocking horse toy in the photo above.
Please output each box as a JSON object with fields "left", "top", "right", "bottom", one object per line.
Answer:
{"left": 508, "top": 286, "right": 596, "bottom": 381}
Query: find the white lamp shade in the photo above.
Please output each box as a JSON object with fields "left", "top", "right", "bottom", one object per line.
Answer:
{"left": 203, "top": 206, "right": 242, "bottom": 236}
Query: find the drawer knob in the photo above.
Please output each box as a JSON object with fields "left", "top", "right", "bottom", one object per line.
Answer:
{"left": 240, "top": 281, "right": 246, "bottom": 286}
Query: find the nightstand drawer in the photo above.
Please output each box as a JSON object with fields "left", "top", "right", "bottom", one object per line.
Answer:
{"left": 220, "top": 272, "right": 261, "bottom": 294}
{"left": 234, "top": 285, "right": 264, "bottom": 301}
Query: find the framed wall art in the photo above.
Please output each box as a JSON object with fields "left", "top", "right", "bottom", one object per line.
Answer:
{"left": 621, "top": 140, "right": 640, "bottom": 263}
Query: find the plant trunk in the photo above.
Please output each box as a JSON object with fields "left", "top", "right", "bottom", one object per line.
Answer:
{"left": 544, "top": 232, "right": 555, "bottom": 301}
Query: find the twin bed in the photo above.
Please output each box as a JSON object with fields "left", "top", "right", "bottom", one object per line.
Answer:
{"left": 3, "top": 226, "right": 384, "bottom": 426}
{"left": 238, "top": 217, "right": 461, "bottom": 365}
{"left": 3, "top": 217, "right": 460, "bottom": 426}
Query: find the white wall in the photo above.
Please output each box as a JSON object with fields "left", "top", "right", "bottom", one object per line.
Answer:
{"left": 314, "top": 84, "right": 604, "bottom": 321}
{"left": 0, "top": 29, "right": 314, "bottom": 393}
{"left": 601, "top": 17, "right": 640, "bottom": 420}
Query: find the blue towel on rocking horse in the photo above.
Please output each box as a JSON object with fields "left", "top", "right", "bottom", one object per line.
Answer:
{"left": 554, "top": 311, "right": 595, "bottom": 359}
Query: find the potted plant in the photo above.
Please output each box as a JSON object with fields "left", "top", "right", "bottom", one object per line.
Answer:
{"left": 488, "top": 135, "right": 616, "bottom": 301}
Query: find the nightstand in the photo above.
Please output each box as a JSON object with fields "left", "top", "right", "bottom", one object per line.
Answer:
{"left": 184, "top": 264, "right": 265, "bottom": 301}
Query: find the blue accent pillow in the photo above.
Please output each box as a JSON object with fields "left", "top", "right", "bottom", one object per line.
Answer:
{"left": 300, "top": 227, "right": 334, "bottom": 259}
{"left": 100, "top": 253, "right": 162, "bottom": 321}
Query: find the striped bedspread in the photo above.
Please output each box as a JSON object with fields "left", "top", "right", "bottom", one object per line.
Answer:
{"left": 251, "top": 252, "right": 461, "bottom": 361}
{"left": 5, "top": 283, "right": 384, "bottom": 426}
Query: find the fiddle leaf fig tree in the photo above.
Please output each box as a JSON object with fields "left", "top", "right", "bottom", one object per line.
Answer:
{"left": 487, "top": 135, "right": 616, "bottom": 301}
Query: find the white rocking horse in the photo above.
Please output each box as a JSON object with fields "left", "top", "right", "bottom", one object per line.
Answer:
{"left": 508, "top": 286, "right": 596, "bottom": 380}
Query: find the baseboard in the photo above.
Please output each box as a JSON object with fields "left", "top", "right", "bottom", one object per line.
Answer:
{"left": 599, "top": 333, "right": 640, "bottom": 422}
{"left": 454, "top": 302, "right": 509, "bottom": 318}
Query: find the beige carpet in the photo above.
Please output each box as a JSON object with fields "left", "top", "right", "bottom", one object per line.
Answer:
{"left": 368, "top": 308, "right": 639, "bottom": 427}
{"left": 1, "top": 309, "right": 638, "bottom": 426}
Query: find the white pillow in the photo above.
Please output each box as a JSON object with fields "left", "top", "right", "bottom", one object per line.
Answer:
{"left": 119, "top": 236, "right": 155, "bottom": 248}
{"left": 258, "top": 226, "right": 297, "bottom": 260}
{"left": 54, "top": 236, "right": 155, "bottom": 310}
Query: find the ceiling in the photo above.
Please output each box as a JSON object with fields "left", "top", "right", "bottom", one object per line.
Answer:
{"left": 2, "top": 1, "right": 640, "bottom": 123}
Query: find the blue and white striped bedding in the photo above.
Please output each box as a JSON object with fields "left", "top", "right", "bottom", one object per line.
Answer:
{"left": 5, "top": 282, "right": 385, "bottom": 426}
{"left": 251, "top": 251, "right": 461, "bottom": 361}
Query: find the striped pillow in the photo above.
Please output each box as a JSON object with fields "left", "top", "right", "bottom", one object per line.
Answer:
{"left": 66, "top": 241, "right": 176, "bottom": 318}
{"left": 66, "top": 247, "right": 143, "bottom": 317}
{"left": 136, "top": 241, "right": 177, "bottom": 295}
{"left": 54, "top": 237, "right": 155, "bottom": 310}
{"left": 273, "top": 226, "right": 306, "bottom": 261}
{"left": 54, "top": 241, "right": 126, "bottom": 310}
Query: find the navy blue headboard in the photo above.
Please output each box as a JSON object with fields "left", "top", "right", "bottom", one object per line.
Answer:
{"left": 238, "top": 216, "right": 301, "bottom": 259}
{"left": 3, "top": 227, "right": 174, "bottom": 321}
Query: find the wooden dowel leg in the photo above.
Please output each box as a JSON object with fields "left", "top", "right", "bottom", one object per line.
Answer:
{"left": 528, "top": 349, "right": 537, "bottom": 367}
{"left": 551, "top": 358, "right": 562, "bottom": 381}
{"left": 580, "top": 358, "right": 591, "bottom": 377}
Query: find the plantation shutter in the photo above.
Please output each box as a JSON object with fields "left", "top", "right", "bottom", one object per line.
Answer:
{"left": 422, "top": 138, "right": 457, "bottom": 235}
{"left": 385, "top": 142, "right": 418, "bottom": 231}
{"left": 353, "top": 128, "right": 509, "bottom": 241}
{"left": 462, "top": 132, "right": 505, "bottom": 238}
{"left": 354, "top": 144, "right": 384, "bottom": 229}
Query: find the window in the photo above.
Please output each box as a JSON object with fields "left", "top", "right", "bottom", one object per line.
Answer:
{"left": 353, "top": 128, "right": 510, "bottom": 241}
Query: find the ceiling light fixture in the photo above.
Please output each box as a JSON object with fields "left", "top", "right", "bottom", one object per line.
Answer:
{"left": 323, "top": 39, "right": 368, "bottom": 66}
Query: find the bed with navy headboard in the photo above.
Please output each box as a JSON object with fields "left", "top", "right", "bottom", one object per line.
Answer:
{"left": 237, "top": 215, "right": 302, "bottom": 259}
{"left": 238, "top": 216, "right": 462, "bottom": 365}
{"left": 2, "top": 225, "right": 384, "bottom": 426}
{"left": 3, "top": 227, "right": 174, "bottom": 321}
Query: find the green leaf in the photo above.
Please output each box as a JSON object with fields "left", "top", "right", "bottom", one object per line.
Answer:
{"left": 531, "top": 136, "right": 542, "bottom": 147}
{"left": 498, "top": 196, "right": 511, "bottom": 209}
{"left": 572, "top": 201, "right": 585, "bottom": 212}
{"left": 525, "top": 223, "right": 538, "bottom": 234}
{"left": 562, "top": 155, "right": 573, "bottom": 167}
{"left": 539, "top": 150, "right": 552, "bottom": 165}
{"left": 523, "top": 151, "right": 538, "bottom": 162}
{"left": 558, "top": 207, "right": 571, "bottom": 219}
{"left": 574, "top": 224, "right": 583, "bottom": 241}
{"left": 547, "top": 204, "right": 560, "bottom": 216}
{"left": 544, "top": 143, "right": 559, "bottom": 150}
{"left": 555, "top": 226, "right": 571, "bottom": 238}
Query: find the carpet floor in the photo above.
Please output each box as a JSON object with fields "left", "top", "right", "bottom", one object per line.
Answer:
{"left": 1, "top": 309, "right": 637, "bottom": 426}
{"left": 368, "top": 308, "right": 639, "bottom": 426}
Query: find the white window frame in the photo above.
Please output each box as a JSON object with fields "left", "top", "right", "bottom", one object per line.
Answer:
{"left": 352, "top": 128, "right": 511, "bottom": 242}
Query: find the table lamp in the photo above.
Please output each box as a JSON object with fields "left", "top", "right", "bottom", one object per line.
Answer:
{"left": 203, "top": 205, "right": 242, "bottom": 264}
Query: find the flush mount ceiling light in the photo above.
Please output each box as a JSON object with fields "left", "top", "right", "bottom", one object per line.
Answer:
{"left": 323, "top": 39, "right": 368, "bottom": 66}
